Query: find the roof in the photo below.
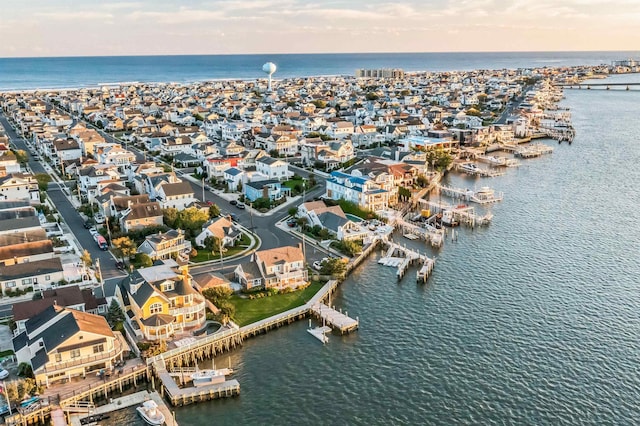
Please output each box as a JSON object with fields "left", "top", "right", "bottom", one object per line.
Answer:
{"left": 161, "top": 181, "right": 194, "bottom": 197}
{"left": 0, "top": 240, "right": 53, "bottom": 262}
{"left": 192, "top": 272, "right": 230, "bottom": 290}
{"left": 141, "top": 314, "right": 174, "bottom": 327}
{"left": 317, "top": 211, "right": 349, "bottom": 232}
{"left": 0, "top": 257, "right": 63, "bottom": 281}
{"left": 0, "top": 215, "right": 40, "bottom": 233}
{"left": 12, "top": 285, "right": 86, "bottom": 321}
{"left": 256, "top": 245, "right": 303, "bottom": 267}
{"left": 123, "top": 202, "right": 162, "bottom": 221}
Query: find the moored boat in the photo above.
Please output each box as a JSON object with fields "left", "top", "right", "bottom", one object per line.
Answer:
{"left": 136, "top": 400, "right": 165, "bottom": 425}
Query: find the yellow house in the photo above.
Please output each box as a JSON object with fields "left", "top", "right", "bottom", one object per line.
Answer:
{"left": 12, "top": 306, "right": 127, "bottom": 387}
{"left": 117, "top": 260, "right": 207, "bottom": 341}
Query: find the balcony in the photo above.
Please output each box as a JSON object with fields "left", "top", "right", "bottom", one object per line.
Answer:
{"left": 169, "top": 299, "right": 206, "bottom": 317}
{"left": 41, "top": 340, "right": 124, "bottom": 374}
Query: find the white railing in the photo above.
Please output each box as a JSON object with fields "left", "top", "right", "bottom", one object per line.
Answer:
{"left": 169, "top": 300, "right": 206, "bottom": 316}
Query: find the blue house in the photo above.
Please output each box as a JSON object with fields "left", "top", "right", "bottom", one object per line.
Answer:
{"left": 244, "top": 179, "right": 290, "bottom": 202}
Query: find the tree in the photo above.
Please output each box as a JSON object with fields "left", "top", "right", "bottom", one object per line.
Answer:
{"left": 320, "top": 257, "right": 347, "bottom": 278}
{"left": 288, "top": 207, "right": 298, "bottom": 217}
{"left": 80, "top": 249, "right": 92, "bottom": 268}
{"left": 179, "top": 207, "right": 210, "bottom": 235}
{"left": 312, "top": 99, "right": 327, "bottom": 109}
{"left": 135, "top": 253, "right": 153, "bottom": 268}
{"left": 296, "top": 216, "right": 308, "bottom": 229}
{"left": 34, "top": 173, "right": 52, "bottom": 192}
{"left": 13, "top": 149, "right": 28, "bottom": 164}
{"left": 203, "top": 235, "right": 223, "bottom": 255}
{"left": 208, "top": 204, "right": 221, "bottom": 219}
{"left": 112, "top": 236, "right": 136, "bottom": 263}
{"left": 308, "top": 173, "right": 317, "bottom": 187}
{"left": 342, "top": 239, "right": 363, "bottom": 256}
{"left": 106, "top": 299, "right": 125, "bottom": 327}
{"left": 163, "top": 208, "right": 180, "bottom": 228}
{"left": 366, "top": 92, "right": 379, "bottom": 101}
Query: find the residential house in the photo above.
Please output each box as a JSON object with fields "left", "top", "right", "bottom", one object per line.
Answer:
{"left": 156, "top": 181, "right": 197, "bottom": 210}
{"left": 244, "top": 179, "right": 290, "bottom": 202}
{"left": 116, "top": 261, "right": 207, "bottom": 340}
{"left": 0, "top": 173, "right": 40, "bottom": 203}
{"left": 0, "top": 257, "right": 64, "bottom": 296}
{"left": 195, "top": 217, "right": 241, "bottom": 249}
{"left": 0, "top": 239, "right": 54, "bottom": 266}
{"left": 234, "top": 245, "right": 307, "bottom": 291}
{"left": 298, "top": 201, "right": 369, "bottom": 241}
{"left": 11, "top": 285, "right": 107, "bottom": 335}
{"left": 255, "top": 156, "right": 291, "bottom": 180}
{"left": 325, "top": 170, "right": 390, "bottom": 212}
{"left": 137, "top": 229, "right": 192, "bottom": 261}
{"left": 13, "top": 306, "right": 126, "bottom": 386}
{"left": 120, "top": 201, "right": 163, "bottom": 233}
{"left": 222, "top": 167, "right": 244, "bottom": 192}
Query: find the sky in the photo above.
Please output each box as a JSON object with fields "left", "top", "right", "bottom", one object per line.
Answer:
{"left": 0, "top": 0, "right": 639, "bottom": 57}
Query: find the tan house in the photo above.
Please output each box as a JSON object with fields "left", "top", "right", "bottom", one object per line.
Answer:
{"left": 120, "top": 201, "right": 163, "bottom": 232}
{"left": 137, "top": 229, "right": 191, "bottom": 261}
{"left": 234, "top": 245, "right": 308, "bottom": 291}
{"left": 13, "top": 306, "right": 127, "bottom": 386}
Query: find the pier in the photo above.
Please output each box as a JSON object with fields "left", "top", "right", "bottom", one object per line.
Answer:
{"left": 310, "top": 303, "right": 359, "bottom": 334}
{"left": 437, "top": 185, "right": 503, "bottom": 205}
{"left": 157, "top": 368, "right": 240, "bottom": 407}
{"left": 379, "top": 240, "right": 435, "bottom": 281}
{"left": 456, "top": 162, "right": 506, "bottom": 177}
{"left": 420, "top": 200, "right": 493, "bottom": 228}
{"left": 396, "top": 215, "right": 444, "bottom": 248}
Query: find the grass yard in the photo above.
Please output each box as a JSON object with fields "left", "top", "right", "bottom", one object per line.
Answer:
{"left": 230, "top": 281, "right": 324, "bottom": 326}
{"left": 190, "top": 233, "right": 253, "bottom": 263}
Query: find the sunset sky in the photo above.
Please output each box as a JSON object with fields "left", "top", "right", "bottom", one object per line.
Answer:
{"left": 1, "top": 0, "right": 638, "bottom": 57}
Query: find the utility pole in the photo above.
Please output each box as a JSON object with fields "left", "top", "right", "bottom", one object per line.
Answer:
{"left": 249, "top": 202, "right": 254, "bottom": 230}
{"left": 95, "top": 258, "right": 104, "bottom": 298}
{"left": 202, "top": 177, "right": 205, "bottom": 202}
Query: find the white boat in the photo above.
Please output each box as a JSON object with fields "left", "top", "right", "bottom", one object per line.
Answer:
{"left": 191, "top": 365, "right": 233, "bottom": 387}
{"left": 477, "top": 155, "right": 506, "bottom": 166}
{"left": 403, "top": 233, "right": 419, "bottom": 240}
{"left": 470, "top": 187, "right": 503, "bottom": 204}
{"left": 458, "top": 163, "right": 480, "bottom": 174}
{"left": 136, "top": 400, "right": 165, "bottom": 425}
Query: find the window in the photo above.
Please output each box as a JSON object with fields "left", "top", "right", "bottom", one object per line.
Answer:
{"left": 6, "top": 281, "right": 15, "bottom": 288}
{"left": 55, "top": 353, "right": 62, "bottom": 362}
{"left": 93, "top": 344, "right": 104, "bottom": 354}
{"left": 45, "top": 275, "right": 50, "bottom": 280}
{"left": 149, "top": 303, "right": 163, "bottom": 315}
{"left": 70, "top": 349, "right": 81, "bottom": 359}
{"left": 22, "top": 278, "right": 32, "bottom": 285}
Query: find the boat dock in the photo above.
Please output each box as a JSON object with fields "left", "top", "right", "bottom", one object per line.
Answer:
{"left": 379, "top": 240, "right": 435, "bottom": 280}
{"left": 438, "top": 184, "right": 504, "bottom": 204}
{"left": 307, "top": 323, "right": 331, "bottom": 343}
{"left": 416, "top": 258, "right": 436, "bottom": 283}
{"left": 457, "top": 162, "right": 506, "bottom": 177}
{"left": 396, "top": 215, "right": 445, "bottom": 248}
{"left": 310, "top": 303, "right": 359, "bottom": 334}
{"left": 420, "top": 200, "right": 493, "bottom": 228}
{"left": 515, "top": 143, "right": 554, "bottom": 158}
{"left": 157, "top": 368, "right": 240, "bottom": 407}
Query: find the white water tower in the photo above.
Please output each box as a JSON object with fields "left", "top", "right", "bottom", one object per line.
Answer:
{"left": 262, "top": 62, "right": 277, "bottom": 91}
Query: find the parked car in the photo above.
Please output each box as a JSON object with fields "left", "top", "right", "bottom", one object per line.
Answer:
{"left": 228, "top": 213, "right": 238, "bottom": 222}
{"left": 83, "top": 219, "right": 93, "bottom": 229}
{"left": 93, "top": 214, "right": 105, "bottom": 224}
{"left": 229, "top": 199, "right": 238, "bottom": 206}
{"left": 236, "top": 202, "right": 246, "bottom": 209}
{"left": 89, "top": 228, "right": 99, "bottom": 238}
{"left": 0, "top": 369, "right": 9, "bottom": 380}
{"left": 287, "top": 219, "right": 297, "bottom": 227}
{"left": 115, "top": 261, "right": 125, "bottom": 271}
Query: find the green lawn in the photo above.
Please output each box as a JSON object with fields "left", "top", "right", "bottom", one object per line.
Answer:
{"left": 190, "top": 233, "right": 253, "bottom": 263}
{"left": 230, "top": 281, "right": 324, "bottom": 326}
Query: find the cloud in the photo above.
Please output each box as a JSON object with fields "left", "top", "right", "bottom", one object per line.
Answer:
{"left": 35, "top": 11, "right": 114, "bottom": 21}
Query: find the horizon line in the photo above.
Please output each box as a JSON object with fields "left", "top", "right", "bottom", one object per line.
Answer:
{"left": 1, "top": 49, "right": 639, "bottom": 61}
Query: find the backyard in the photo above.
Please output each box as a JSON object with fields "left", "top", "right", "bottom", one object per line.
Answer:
{"left": 229, "top": 281, "right": 324, "bottom": 326}
{"left": 190, "top": 233, "right": 253, "bottom": 263}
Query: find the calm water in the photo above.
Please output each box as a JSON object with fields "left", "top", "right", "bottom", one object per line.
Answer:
{"left": 1, "top": 51, "right": 639, "bottom": 91}
{"left": 163, "top": 74, "right": 639, "bottom": 425}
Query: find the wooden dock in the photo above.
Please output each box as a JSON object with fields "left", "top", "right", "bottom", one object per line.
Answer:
{"left": 310, "top": 303, "right": 359, "bottom": 334}
{"left": 416, "top": 258, "right": 436, "bottom": 283}
{"left": 379, "top": 240, "right": 435, "bottom": 281}
{"left": 157, "top": 369, "right": 240, "bottom": 407}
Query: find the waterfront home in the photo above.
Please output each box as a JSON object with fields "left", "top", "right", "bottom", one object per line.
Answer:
{"left": 244, "top": 179, "right": 290, "bottom": 202}
{"left": 234, "top": 245, "right": 308, "bottom": 291}
{"left": 0, "top": 173, "right": 40, "bottom": 203}
{"left": 12, "top": 306, "right": 126, "bottom": 387}
{"left": 11, "top": 285, "right": 107, "bottom": 335}
{"left": 0, "top": 257, "right": 64, "bottom": 296}
{"left": 298, "top": 200, "right": 366, "bottom": 241}
{"left": 137, "top": 229, "right": 191, "bottom": 261}
{"left": 116, "top": 261, "right": 207, "bottom": 341}
{"left": 120, "top": 201, "right": 163, "bottom": 233}
{"left": 255, "top": 156, "right": 291, "bottom": 180}
{"left": 194, "top": 216, "right": 241, "bottom": 249}
{"left": 325, "top": 170, "right": 390, "bottom": 212}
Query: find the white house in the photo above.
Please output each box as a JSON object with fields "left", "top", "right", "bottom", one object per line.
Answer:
{"left": 0, "top": 173, "right": 40, "bottom": 203}
{"left": 255, "top": 156, "right": 291, "bottom": 180}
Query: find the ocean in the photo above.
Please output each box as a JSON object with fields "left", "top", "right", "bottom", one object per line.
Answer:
{"left": 1, "top": 51, "right": 639, "bottom": 91}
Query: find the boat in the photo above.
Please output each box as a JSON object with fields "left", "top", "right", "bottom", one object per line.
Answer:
{"left": 440, "top": 210, "right": 459, "bottom": 227}
{"left": 477, "top": 155, "right": 506, "bottom": 166}
{"left": 402, "top": 233, "right": 419, "bottom": 240}
{"left": 191, "top": 367, "right": 233, "bottom": 387}
{"left": 136, "top": 400, "right": 165, "bottom": 425}
{"left": 458, "top": 163, "right": 480, "bottom": 174}
{"left": 469, "top": 187, "right": 503, "bottom": 204}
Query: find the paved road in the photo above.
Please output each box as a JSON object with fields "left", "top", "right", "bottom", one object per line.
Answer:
{"left": 495, "top": 85, "right": 531, "bottom": 125}
{"left": 0, "top": 112, "right": 124, "bottom": 280}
